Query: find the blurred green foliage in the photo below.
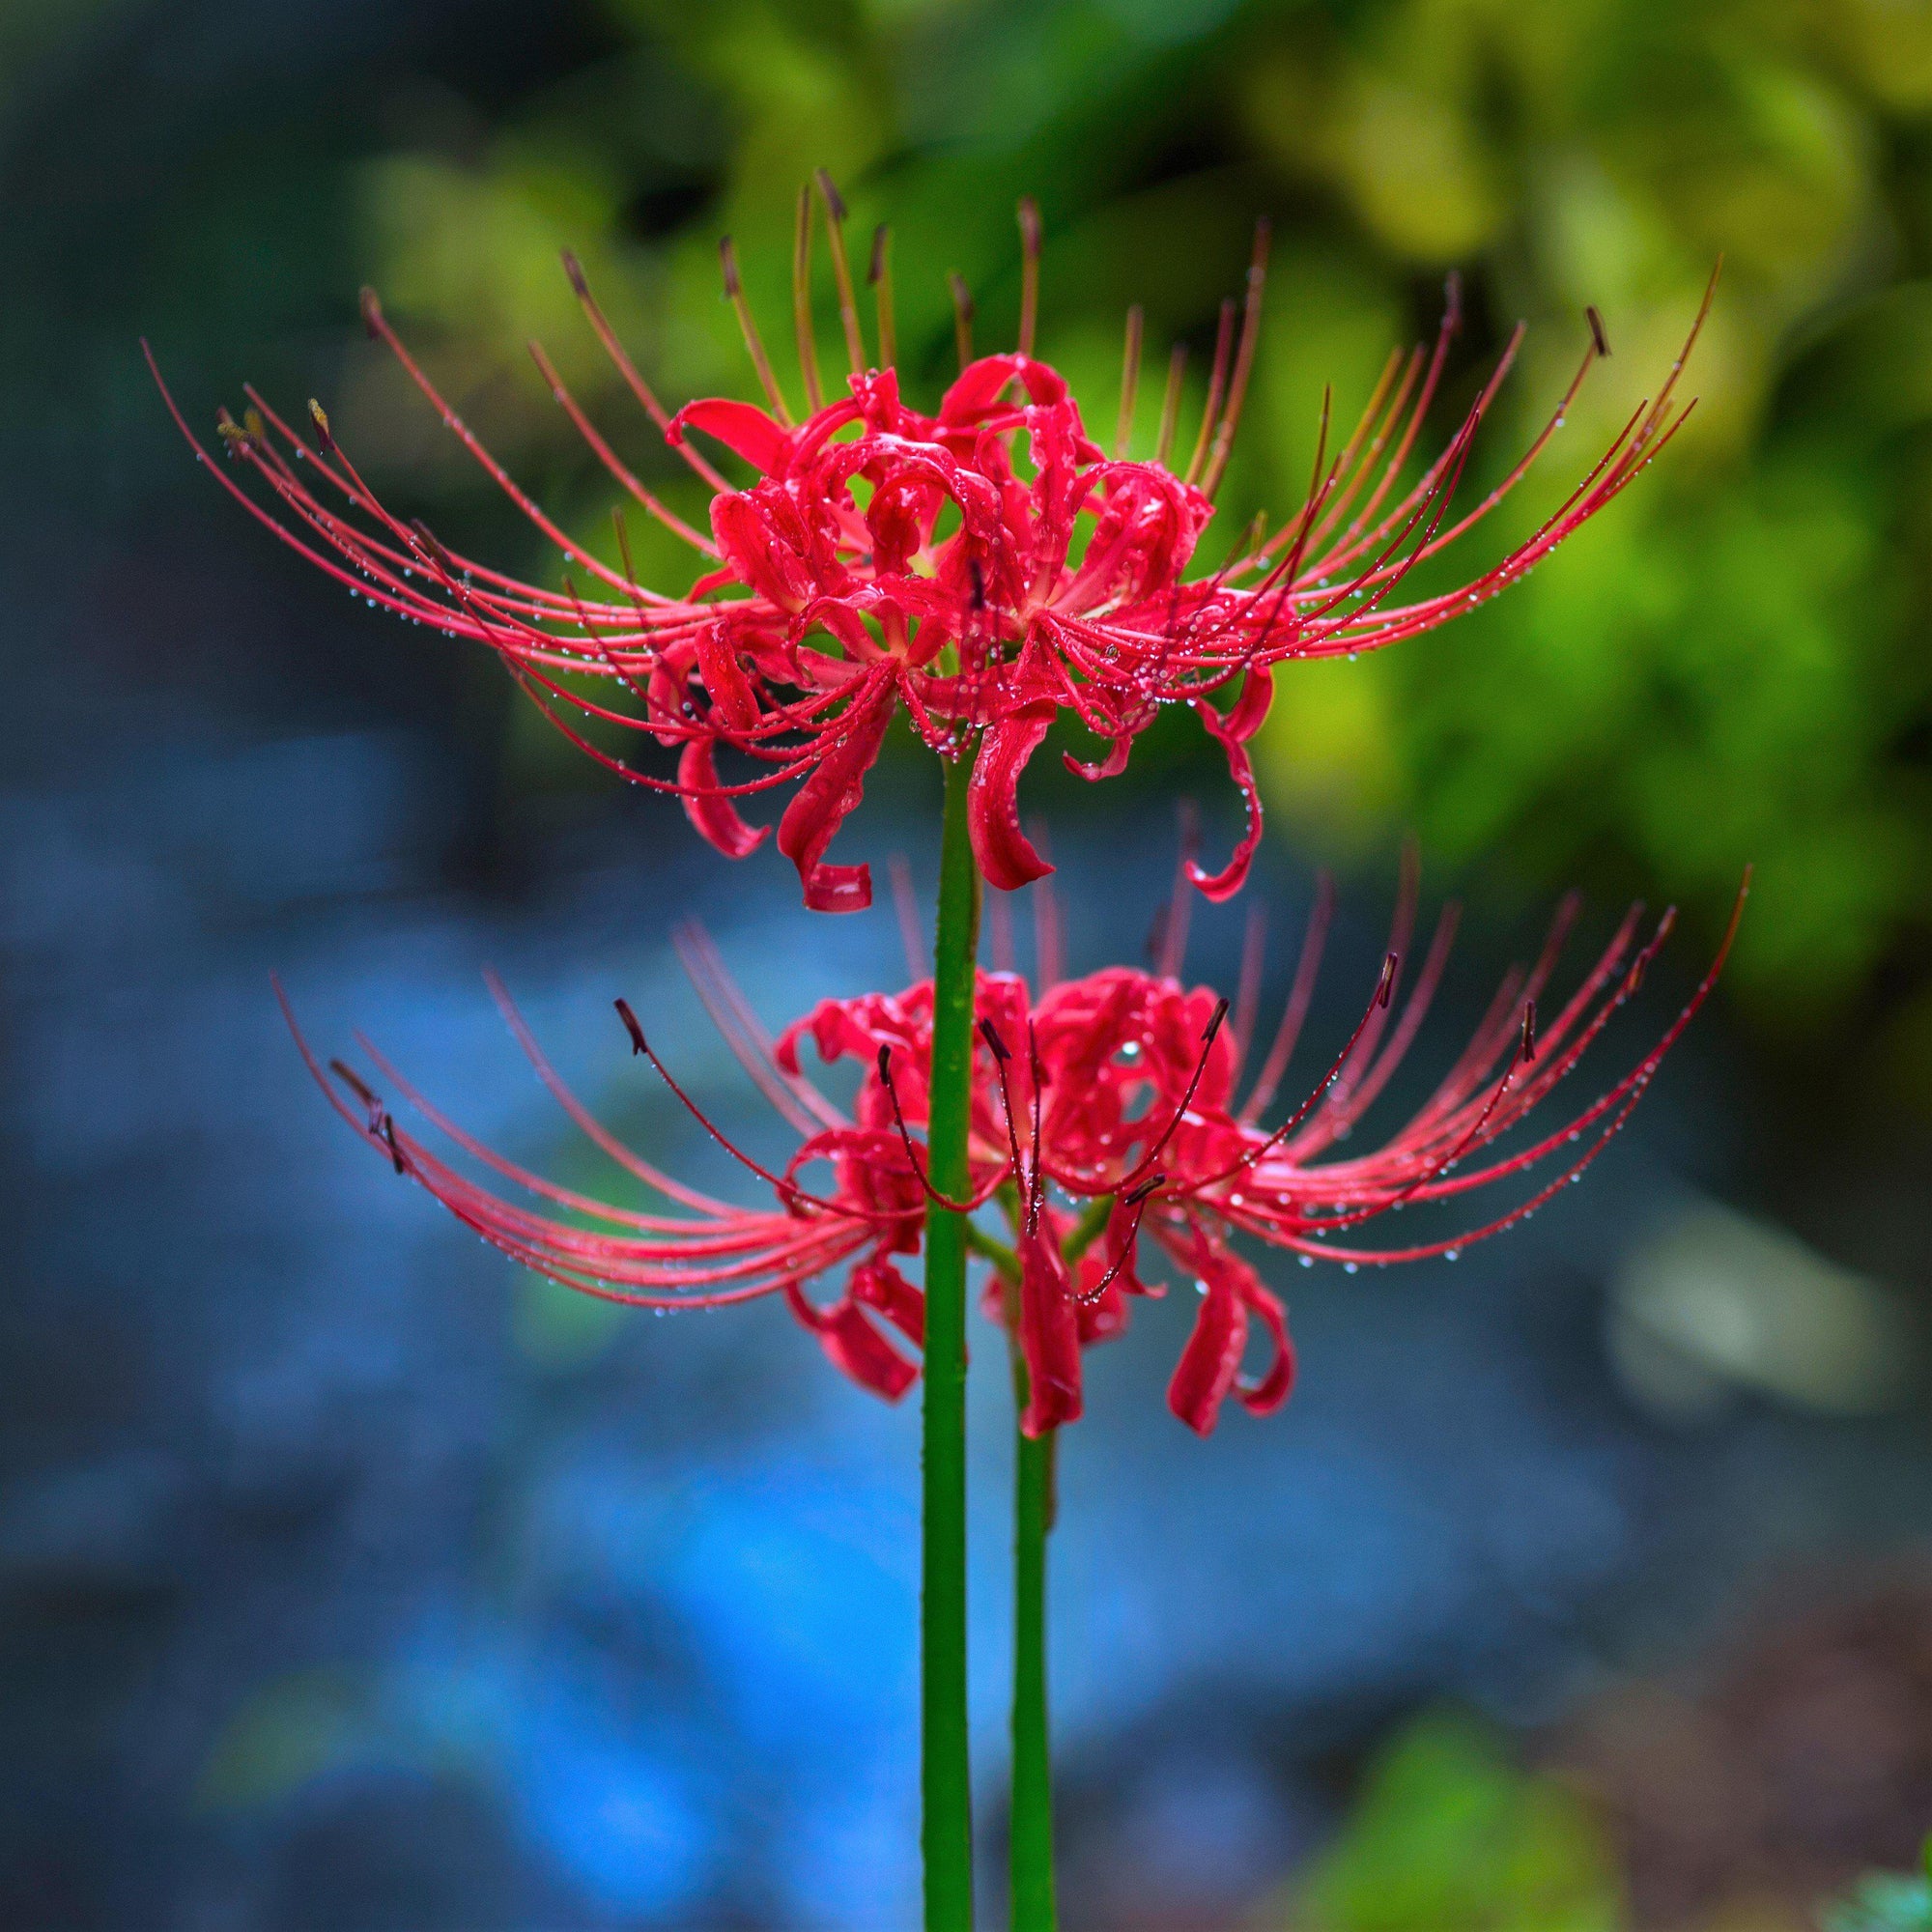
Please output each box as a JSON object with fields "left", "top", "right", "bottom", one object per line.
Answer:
{"left": 1273, "top": 1711, "right": 1623, "bottom": 1931}
{"left": 1826, "top": 1840, "right": 1932, "bottom": 1932}
{"left": 18, "top": 0, "right": 1932, "bottom": 1061}
{"left": 337, "top": 0, "right": 1932, "bottom": 1051}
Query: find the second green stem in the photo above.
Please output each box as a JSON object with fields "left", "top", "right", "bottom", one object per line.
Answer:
{"left": 1010, "top": 1386, "right": 1058, "bottom": 1932}
{"left": 923, "top": 753, "right": 981, "bottom": 1932}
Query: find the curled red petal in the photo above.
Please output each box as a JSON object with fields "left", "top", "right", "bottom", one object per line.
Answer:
{"left": 1166, "top": 1281, "right": 1248, "bottom": 1436}
{"left": 1236, "top": 1284, "right": 1295, "bottom": 1417}
{"left": 969, "top": 704, "right": 1056, "bottom": 892}
{"left": 1064, "top": 733, "right": 1131, "bottom": 782}
{"left": 678, "top": 738, "right": 769, "bottom": 861}
{"left": 941, "top": 355, "right": 1065, "bottom": 424}
{"left": 777, "top": 677, "right": 895, "bottom": 913}
{"left": 1224, "top": 665, "right": 1276, "bottom": 743}
{"left": 694, "top": 622, "right": 761, "bottom": 733}
{"left": 1184, "top": 698, "right": 1264, "bottom": 904}
{"left": 668, "top": 397, "right": 793, "bottom": 476}
{"left": 785, "top": 1282, "right": 919, "bottom": 1401}
{"left": 1017, "top": 1221, "right": 1083, "bottom": 1437}
{"left": 852, "top": 1257, "right": 924, "bottom": 1349}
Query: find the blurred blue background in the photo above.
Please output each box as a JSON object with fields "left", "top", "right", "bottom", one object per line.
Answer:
{"left": 5, "top": 1, "right": 1932, "bottom": 1926}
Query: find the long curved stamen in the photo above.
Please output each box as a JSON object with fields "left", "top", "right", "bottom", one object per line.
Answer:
{"left": 1154, "top": 341, "right": 1187, "bottom": 469}
{"left": 1240, "top": 872, "right": 1334, "bottom": 1122}
{"left": 560, "top": 249, "right": 730, "bottom": 492}
{"left": 1206, "top": 953, "right": 1397, "bottom": 1187}
{"left": 613, "top": 997, "right": 861, "bottom": 1216}
{"left": 1025, "top": 1022, "right": 1048, "bottom": 1237}
{"left": 1017, "top": 196, "right": 1041, "bottom": 358}
{"left": 1313, "top": 1001, "right": 1538, "bottom": 1235}
{"left": 1200, "top": 217, "right": 1271, "bottom": 499}
{"left": 792, "top": 185, "right": 825, "bottom": 413}
{"left": 1183, "top": 298, "right": 1236, "bottom": 488}
{"left": 1118, "top": 997, "right": 1230, "bottom": 1190}
{"left": 719, "top": 236, "right": 793, "bottom": 426}
{"left": 1072, "top": 1171, "right": 1164, "bottom": 1306}
{"left": 1116, "top": 305, "right": 1144, "bottom": 460}
{"left": 869, "top": 224, "right": 896, "bottom": 370}
{"left": 949, "top": 271, "right": 975, "bottom": 373}
{"left": 980, "top": 1017, "right": 1029, "bottom": 1195}
{"left": 814, "top": 170, "right": 867, "bottom": 377}
{"left": 878, "top": 1045, "right": 980, "bottom": 1211}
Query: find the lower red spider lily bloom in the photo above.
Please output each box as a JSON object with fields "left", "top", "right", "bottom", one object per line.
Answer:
{"left": 156, "top": 179, "right": 1711, "bottom": 912}
{"left": 280, "top": 862, "right": 1745, "bottom": 1437}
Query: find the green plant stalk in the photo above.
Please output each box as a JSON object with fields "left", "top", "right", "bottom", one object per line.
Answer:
{"left": 1003, "top": 1197, "right": 1116, "bottom": 1932}
{"left": 1009, "top": 1370, "right": 1057, "bottom": 1932}
{"left": 923, "top": 751, "right": 981, "bottom": 1932}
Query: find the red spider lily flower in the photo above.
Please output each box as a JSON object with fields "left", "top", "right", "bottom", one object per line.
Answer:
{"left": 279, "top": 858, "right": 1745, "bottom": 1436}
{"left": 153, "top": 181, "right": 1713, "bottom": 912}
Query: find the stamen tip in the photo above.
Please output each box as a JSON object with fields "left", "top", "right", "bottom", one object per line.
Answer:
{"left": 614, "top": 997, "right": 647, "bottom": 1056}
{"left": 306, "top": 398, "right": 333, "bottom": 450}
{"left": 718, "top": 236, "right": 741, "bottom": 299}
{"left": 813, "top": 168, "right": 847, "bottom": 223}
{"left": 560, "top": 248, "right": 588, "bottom": 298}
{"left": 1586, "top": 303, "right": 1611, "bottom": 357}
{"left": 358, "top": 286, "right": 384, "bottom": 339}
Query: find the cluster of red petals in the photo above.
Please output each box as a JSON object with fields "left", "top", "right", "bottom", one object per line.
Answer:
{"left": 154, "top": 238, "right": 1708, "bottom": 914}
{"left": 284, "top": 867, "right": 1743, "bottom": 1437}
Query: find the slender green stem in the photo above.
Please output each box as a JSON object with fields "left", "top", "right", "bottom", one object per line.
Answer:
{"left": 1009, "top": 1364, "right": 1058, "bottom": 1932}
{"left": 923, "top": 752, "right": 981, "bottom": 1932}
{"left": 1062, "top": 1192, "right": 1114, "bottom": 1264}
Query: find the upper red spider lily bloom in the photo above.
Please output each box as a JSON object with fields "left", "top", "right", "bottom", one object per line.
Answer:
{"left": 279, "top": 858, "right": 1745, "bottom": 1438}
{"left": 153, "top": 182, "right": 1713, "bottom": 912}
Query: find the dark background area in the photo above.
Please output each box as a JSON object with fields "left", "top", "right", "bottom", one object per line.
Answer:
{"left": 4, "top": 1, "right": 1931, "bottom": 1926}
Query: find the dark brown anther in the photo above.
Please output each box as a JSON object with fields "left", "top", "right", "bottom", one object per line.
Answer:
{"left": 358, "top": 286, "right": 384, "bottom": 340}
{"left": 1444, "top": 269, "right": 1464, "bottom": 332}
{"left": 1520, "top": 999, "right": 1538, "bottom": 1062}
{"left": 968, "top": 557, "right": 986, "bottom": 611}
{"left": 560, "top": 248, "right": 589, "bottom": 298}
{"left": 1203, "top": 996, "right": 1231, "bottom": 1045}
{"left": 1586, "top": 304, "right": 1610, "bottom": 357}
{"left": 1017, "top": 195, "right": 1041, "bottom": 359}
{"left": 1124, "top": 1171, "right": 1165, "bottom": 1206}
{"left": 814, "top": 167, "right": 848, "bottom": 224}
{"left": 1378, "top": 952, "right": 1399, "bottom": 1009}
{"left": 409, "top": 519, "right": 455, "bottom": 574}
{"left": 978, "top": 1016, "right": 1010, "bottom": 1063}
{"left": 306, "top": 399, "right": 334, "bottom": 451}
{"left": 718, "top": 236, "right": 742, "bottom": 299}
{"left": 328, "top": 1059, "right": 378, "bottom": 1109}
{"left": 381, "top": 1115, "right": 406, "bottom": 1175}
{"left": 868, "top": 223, "right": 896, "bottom": 369}
{"left": 949, "top": 271, "right": 975, "bottom": 372}
{"left": 614, "top": 997, "right": 647, "bottom": 1056}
